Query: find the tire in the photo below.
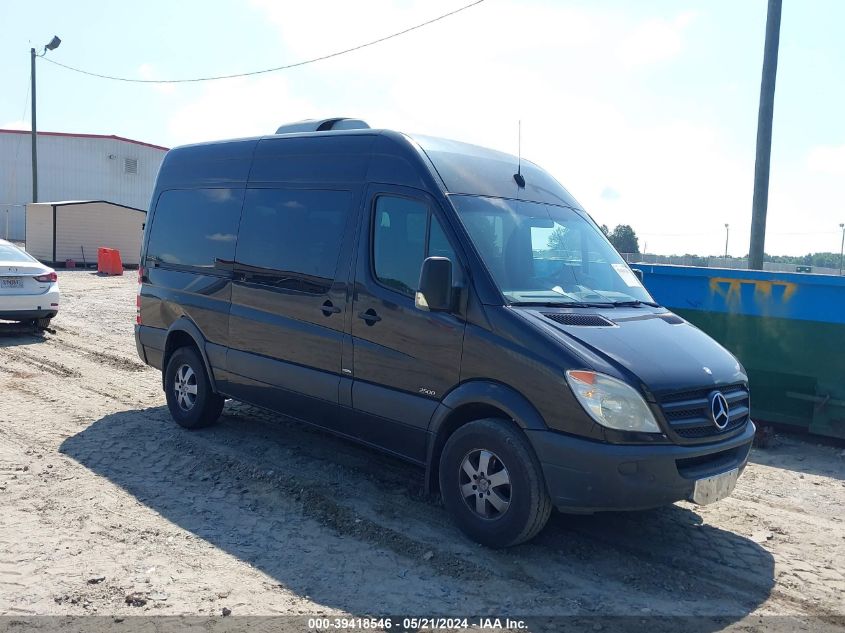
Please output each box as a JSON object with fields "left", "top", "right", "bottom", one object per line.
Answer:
{"left": 35, "top": 317, "right": 52, "bottom": 330}
{"left": 439, "top": 419, "right": 552, "bottom": 548}
{"left": 164, "top": 346, "right": 224, "bottom": 429}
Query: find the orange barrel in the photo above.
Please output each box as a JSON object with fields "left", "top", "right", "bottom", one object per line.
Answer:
{"left": 97, "top": 247, "right": 110, "bottom": 273}
{"left": 108, "top": 249, "right": 124, "bottom": 276}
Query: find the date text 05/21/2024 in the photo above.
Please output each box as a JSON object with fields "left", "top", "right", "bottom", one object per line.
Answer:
{"left": 306, "top": 617, "right": 528, "bottom": 630}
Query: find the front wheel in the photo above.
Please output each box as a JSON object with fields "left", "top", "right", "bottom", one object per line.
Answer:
{"left": 439, "top": 419, "right": 552, "bottom": 548}
{"left": 164, "top": 346, "right": 224, "bottom": 429}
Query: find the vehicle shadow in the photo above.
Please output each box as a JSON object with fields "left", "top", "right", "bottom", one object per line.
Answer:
{"left": 0, "top": 323, "right": 48, "bottom": 345}
{"left": 59, "top": 405, "right": 776, "bottom": 625}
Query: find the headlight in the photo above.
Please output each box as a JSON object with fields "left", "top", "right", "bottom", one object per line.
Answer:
{"left": 565, "top": 370, "right": 662, "bottom": 434}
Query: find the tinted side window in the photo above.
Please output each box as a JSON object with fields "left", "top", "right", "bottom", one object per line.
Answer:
{"left": 373, "top": 197, "right": 427, "bottom": 296}
{"left": 428, "top": 217, "right": 450, "bottom": 258}
{"left": 147, "top": 188, "right": 242, "bottom": 269}
{"left": 427, "top": 213, "right": 462, "bottom": 285}
{"left": 373, "top": 196, "right": 459, "bottom": 296}
{"left": 236, "top": 189, "right": 352, "bottom": 293}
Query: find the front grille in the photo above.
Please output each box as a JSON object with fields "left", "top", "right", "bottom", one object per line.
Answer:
{"left": 659, "top": 383, "right": 750, "bottom": 441}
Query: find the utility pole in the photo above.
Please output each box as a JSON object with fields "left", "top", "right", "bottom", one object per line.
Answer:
{"left": 748, "top": 0, "right": 782, "bottom": 270}
{"left": 30, "top": 36, "right": 61, "bottom": 205}
{"left": 31, "top": 47, "right": 38, "bottom": 203}
{"left": 724, "top": 223, "right": 729, "bottom": 260}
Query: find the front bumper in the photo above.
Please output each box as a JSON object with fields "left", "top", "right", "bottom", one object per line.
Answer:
{"left": 525, "top": 421, "right": 754, "bottom": 513}
{"left": 0, "top": 287, "right": 60, "bottom": 321}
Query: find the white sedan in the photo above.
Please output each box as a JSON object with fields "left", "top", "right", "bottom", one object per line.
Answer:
{"left": 0, "top": 239, "right": 59, "bottom": 328}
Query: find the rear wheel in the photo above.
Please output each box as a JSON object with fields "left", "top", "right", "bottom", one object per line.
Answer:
{"left": 164, "top": 346, "right": 224, "bottom": 429}
{"left": 35, "top": 317, "right": 52, "bottom": 330}
{"left": 439, "top": 419, "right": 552, "bottom": 548}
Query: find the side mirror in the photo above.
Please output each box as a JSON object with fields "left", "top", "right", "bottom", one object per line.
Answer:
{"left": 631, "top": 268, "right": 644, "bottom": 282}
{"left": 415, "top": 256, "right": 453, "bottom": 312}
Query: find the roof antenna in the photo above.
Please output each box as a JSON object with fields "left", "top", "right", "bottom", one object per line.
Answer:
{"left": 513, "top": 120, "right": 525, "bottom": 188}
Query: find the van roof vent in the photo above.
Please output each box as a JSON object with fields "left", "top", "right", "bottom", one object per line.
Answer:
{"left": 274, "top": 118, "right": 370, "bottom": 135}
{"left": 542, "top": 313, "right": 614, "bottom": 327}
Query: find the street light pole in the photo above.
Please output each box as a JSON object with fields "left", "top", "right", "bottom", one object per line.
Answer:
{"left": 724, "top": 223, "right": 729, "bottom": 260}
{"left": 30, "top": 36, "right": 61, "bottom": 205}
{"left": 839, "top": 223, "right": 844, "bottom": 276}
{"left": 30, "top": 47, "right": 37, "bottom": 203}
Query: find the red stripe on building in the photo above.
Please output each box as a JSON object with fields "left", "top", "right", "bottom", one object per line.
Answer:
{"left": 0, "top": 128, "right": 169, "bottom": 151}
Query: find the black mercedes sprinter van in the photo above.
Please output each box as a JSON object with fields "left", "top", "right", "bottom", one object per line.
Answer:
{"left": 135, "top": 118, "right": 754, "bottom": 547}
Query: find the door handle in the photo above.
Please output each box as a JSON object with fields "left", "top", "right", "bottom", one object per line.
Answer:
{"left": 358, "top": 309, "right": 382, "bottom": 325}
{"left": 321, "top": 300, "right": 341, "bottom": 316}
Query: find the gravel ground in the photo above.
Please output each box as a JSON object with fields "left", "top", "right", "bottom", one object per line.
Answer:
{"left": 0, "top": 271, "right": 843, "bottom": 630}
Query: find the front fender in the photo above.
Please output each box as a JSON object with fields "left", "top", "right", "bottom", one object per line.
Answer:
{"left": 422, "top": 380, "right": 548, "bottom": 495}
{"left": 434, "top": 380, "right": 548, "bottom": 433}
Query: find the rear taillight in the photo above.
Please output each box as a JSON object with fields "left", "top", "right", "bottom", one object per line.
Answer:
{"left": 34, "top": 272, "right": 57, "bottom": 283}
{"left": 136, "top": 267, "right": 144, "bottom": 325}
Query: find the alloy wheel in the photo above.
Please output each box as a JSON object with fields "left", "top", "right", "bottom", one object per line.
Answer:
{"left": 458, "top": 448, "right": 511, "bottom": 519}
{"left": 173, "top": 364, "right": 198, "bottom": 411}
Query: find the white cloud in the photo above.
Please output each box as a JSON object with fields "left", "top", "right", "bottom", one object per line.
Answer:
{"left": 166, "top": 75, "right": 319, "bottom": 145}
{"left": 616, "top": 11, "right": 699, "bottom": 68}
{"left": 248, "top": 0, "right": 610, "bottom": 78}
{"left": 2, "top": 120, "right": 29, "bottom": 130}
{"left": 167, "top": 2, "right": 729, "bottom": 254}
{"left": 806, "top": 144, "right": 845, "bottom": 176}
{"left": 160, "top": 1, "right": 835, "bottom": 257}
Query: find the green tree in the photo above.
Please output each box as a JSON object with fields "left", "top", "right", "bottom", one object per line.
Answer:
{"left": 608, "top": 224, "right": 640, "bottom": 254}
{"left": 761, "top": 252, "right": 839, "bottom": 268}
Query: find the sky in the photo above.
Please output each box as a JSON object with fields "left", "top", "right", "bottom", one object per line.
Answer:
{"left": 1, "top": 0, "right": 843, "bottom": 257}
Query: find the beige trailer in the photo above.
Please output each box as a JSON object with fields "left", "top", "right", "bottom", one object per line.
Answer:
{"left": 25, "top": 200, "right": 145, "bottom": 266}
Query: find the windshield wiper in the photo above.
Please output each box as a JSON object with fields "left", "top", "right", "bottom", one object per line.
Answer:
{"left": 610, "top": 299, "right": 660, "bottom": 307}
{"left": 510, "top": 301, "right": 615, "bottom": 308}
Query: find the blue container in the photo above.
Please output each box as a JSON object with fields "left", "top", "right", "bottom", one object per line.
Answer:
{"left": 635, "top": 264, "right": 845, "bottom": 439}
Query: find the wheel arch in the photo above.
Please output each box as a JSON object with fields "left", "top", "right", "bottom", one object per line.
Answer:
{"left": 423, "top": 381, "right": 547, "bottom": 495}
{"left": 162, "top": 318, "right": 218, "bottom": 393}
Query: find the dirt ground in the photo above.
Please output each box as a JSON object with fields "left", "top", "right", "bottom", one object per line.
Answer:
{"left": 0, "top": 271, "right": 843, "bottom": 629}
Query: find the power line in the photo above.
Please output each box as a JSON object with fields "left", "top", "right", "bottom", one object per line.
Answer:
{"left": 9, "top": 80, "right": 31, "bottom": 204}
{"left": 40, "top": 0, "right": 485, "bottom": 84}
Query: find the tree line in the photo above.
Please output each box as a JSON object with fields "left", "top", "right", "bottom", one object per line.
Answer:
{"left": 593, "top": 224, "right": 841, "bottom": 266}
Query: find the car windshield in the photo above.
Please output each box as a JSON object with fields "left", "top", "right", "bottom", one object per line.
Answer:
{"left": 0, "top": 243, "right": 36, "bottom": 263}
{"left": 451, "top": 196, "right": 656, "bottom": 306}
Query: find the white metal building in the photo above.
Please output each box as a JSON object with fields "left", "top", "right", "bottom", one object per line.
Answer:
{"left": 25, "top": 200, "right": 145, "bottom": 266}
{"left": 0, "top": 129, "right": 167, "bottom": 241}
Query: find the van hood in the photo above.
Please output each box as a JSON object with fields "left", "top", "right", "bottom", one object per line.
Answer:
{"left": 513, "top": 306, "right": 746, "bottom": 399}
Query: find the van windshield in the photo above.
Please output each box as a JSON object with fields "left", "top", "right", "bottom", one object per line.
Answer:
{"left": 451, "top": 196, "right": 656, "bottom": 306}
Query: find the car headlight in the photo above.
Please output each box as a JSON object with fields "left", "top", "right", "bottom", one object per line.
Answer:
{"left": 565, "top": 370, "right": 662, "bottom": 434}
